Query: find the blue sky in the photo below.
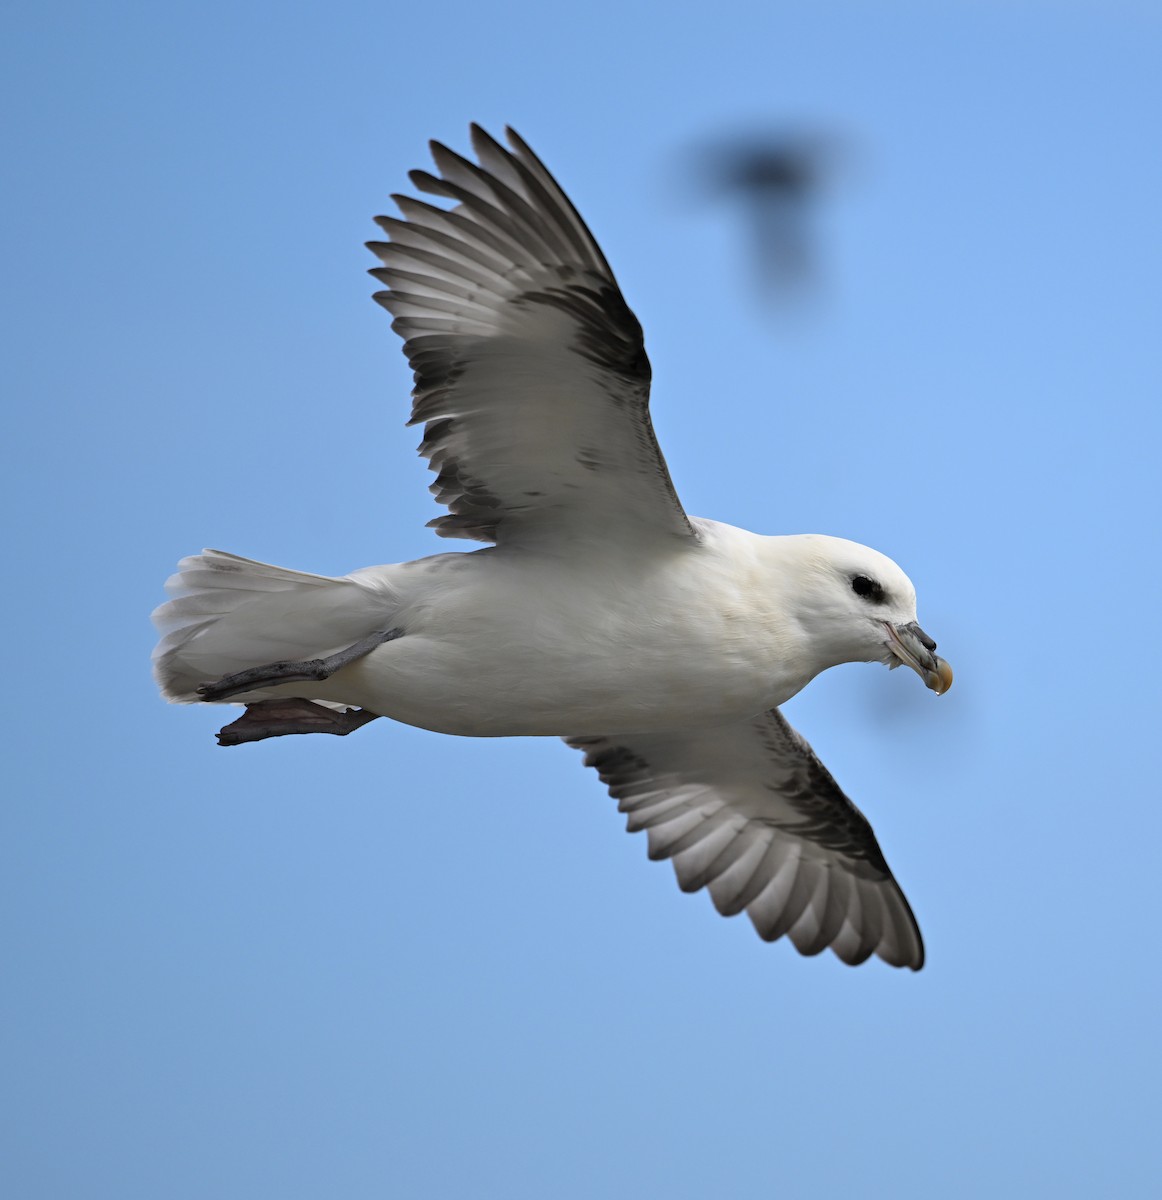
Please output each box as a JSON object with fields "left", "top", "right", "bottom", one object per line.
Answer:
{"left": 4, "top": 0, "right": 1161, "bottom": 1196}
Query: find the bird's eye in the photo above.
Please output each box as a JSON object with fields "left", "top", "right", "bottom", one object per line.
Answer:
{"left": 852, "top": 575, "right": 886, "bottom": 603}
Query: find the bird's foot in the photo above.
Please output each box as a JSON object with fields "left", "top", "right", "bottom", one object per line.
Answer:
{"left": 216, "top": 699, "right": 381, "bottom": 746}
{"left": 196, "top": 628, "right": 403, "bottom": 702}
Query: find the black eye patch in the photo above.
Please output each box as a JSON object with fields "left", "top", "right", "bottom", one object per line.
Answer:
{"left": 851, "top": 575, "right": 886, "bottom": 603}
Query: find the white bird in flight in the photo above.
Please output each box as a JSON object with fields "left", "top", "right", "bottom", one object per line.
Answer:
{"left": 153, "top": 125, "right": 952, "bottom": 970}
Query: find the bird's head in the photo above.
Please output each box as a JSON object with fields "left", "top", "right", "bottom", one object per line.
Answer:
{"left": 777, "top": 534, "right": 953, "bottom": 694}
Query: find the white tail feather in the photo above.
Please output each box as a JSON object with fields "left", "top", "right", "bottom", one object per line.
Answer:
{"left": 152, "top": 549, "right": 394, "bottom": 703}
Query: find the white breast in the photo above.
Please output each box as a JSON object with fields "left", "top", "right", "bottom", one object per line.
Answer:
{"left": 307, "top": 525, "right": 816, "bottom": 737}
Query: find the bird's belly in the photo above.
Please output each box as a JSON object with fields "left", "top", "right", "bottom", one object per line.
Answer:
{"left": 312, "top": 611, "right": 797, "bottom": 738}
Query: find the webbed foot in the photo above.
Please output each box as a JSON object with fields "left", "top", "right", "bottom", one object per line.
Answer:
{"left": 216, "top": 699, "right": 381, "bottom": 746}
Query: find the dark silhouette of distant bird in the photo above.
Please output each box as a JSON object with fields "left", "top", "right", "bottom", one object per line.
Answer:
{"left": 685, "top": 128, "right": 844, "bottom": 302}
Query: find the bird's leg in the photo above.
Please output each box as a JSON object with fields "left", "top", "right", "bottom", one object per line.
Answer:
{"left": 196, "top": 628, "right": 403, "bottom": 702}
{"left": 216, "top": 699, "right": 382, "bottom": 747}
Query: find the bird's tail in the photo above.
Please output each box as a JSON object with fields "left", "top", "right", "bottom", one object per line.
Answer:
{"left": 151, "top": 549, "right": 393, "bottom": 703}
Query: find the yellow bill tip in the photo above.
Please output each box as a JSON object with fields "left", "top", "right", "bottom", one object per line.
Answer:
{"left": 928, "top": 657, "right": 954, "bottom": 695}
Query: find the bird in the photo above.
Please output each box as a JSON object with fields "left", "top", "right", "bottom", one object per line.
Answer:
{"left": 152, "top": 125, "right": 952, "bottom": 970}
{"left": 684, "top": 126, "right": 838, "bottom": 300}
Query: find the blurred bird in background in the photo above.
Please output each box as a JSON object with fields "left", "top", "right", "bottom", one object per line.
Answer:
{"left": 682, "top": 125, "right": 847, "bottom": 306}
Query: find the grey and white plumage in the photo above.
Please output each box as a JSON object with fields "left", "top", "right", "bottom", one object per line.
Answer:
{"left": 568, "top": 714, "right": 923, "bottom": 968}
{"left": 153, "top": 125, "right": 952, "bottom": 971}
{"left": 368, "top": 125, "right": 692, "bottom": 546}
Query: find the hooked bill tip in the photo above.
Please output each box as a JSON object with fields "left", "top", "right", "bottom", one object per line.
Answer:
{"left": 928, "top": 657, "right": 954, "bottom": 695}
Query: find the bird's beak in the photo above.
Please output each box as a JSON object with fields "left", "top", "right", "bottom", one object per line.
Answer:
{"left": 885, "top": 622, "right": 953, "bottom": 695}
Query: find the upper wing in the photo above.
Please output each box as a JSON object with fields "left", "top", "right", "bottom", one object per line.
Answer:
{"left": 368, "top": 125, "right": 696, "bottom": 546}
{"left": 567, "top": 710, "right": 925, "bottom": 969}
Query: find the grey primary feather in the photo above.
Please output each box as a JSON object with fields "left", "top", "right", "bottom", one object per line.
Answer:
{"left": 369, "top": 125, "right": 695, "bottom": 545}
{"left": 567, "top": 710, "right": 925, "bottom": 970}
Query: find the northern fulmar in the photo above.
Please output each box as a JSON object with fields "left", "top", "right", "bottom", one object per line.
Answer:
{"left": 153, "top": 126, "right": 952, "bottom": 970}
